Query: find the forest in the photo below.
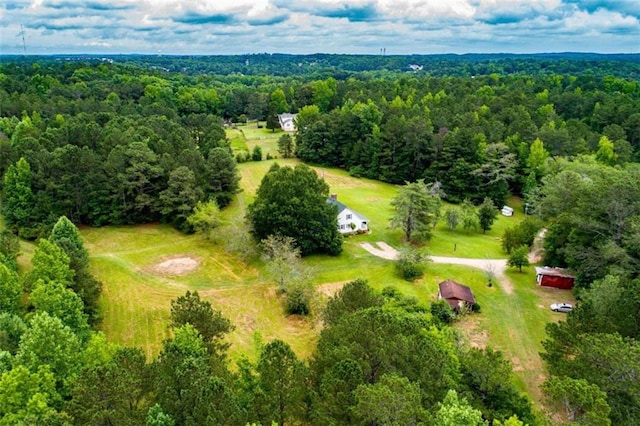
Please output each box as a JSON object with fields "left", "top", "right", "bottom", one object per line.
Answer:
{"left": 0, "top": 54, "right": 639, "bottom": 425}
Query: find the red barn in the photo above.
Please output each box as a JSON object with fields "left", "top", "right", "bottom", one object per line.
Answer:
{"left": 535, "top": 267, "right": 575, "bottom": 290}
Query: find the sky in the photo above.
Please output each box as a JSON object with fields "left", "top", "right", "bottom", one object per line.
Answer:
{"left": 0, "top": 0, "right": 638, "bottom": 55}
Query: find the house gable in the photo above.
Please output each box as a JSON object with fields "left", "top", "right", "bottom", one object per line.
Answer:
{"left": 438, "top": 280, "right": 475, "bottom": 310}
{"left": 278, "top": 113, "right": 297, "bottom": 132}
{"left": 327, "top": 195, "right": 369, "bottom": 234}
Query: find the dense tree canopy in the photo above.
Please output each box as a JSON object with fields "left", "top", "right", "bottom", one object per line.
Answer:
{"left": 247, "top": 163, "right": 342, "bottom": 256}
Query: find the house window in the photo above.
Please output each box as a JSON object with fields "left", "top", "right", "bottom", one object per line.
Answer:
{"left": 340, "top": 224, "right": 346, "bottom": 230}
{"left": 346, "top": 214, "right": 352, "bottom": 220}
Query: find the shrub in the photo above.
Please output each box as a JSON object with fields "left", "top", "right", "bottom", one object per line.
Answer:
{"left": 251, "top": 146, "right": 263, "bottom": 161}
{"left": 395, "top": 248, "right": 429, "bottom": 281}
{"left": 235, "top": 150, "right": 250, "bottom": 163}
{"left": 431, "top": 300, "right": 455, "bottom": 324}
{"left": 349, "top": 165, "right": 366, "bottom": 178}
{"left": 284, "top": 282, "right": 312, "bottom": 316}
{"left": 502, "top": 216, "right": 543, "bottom": 254}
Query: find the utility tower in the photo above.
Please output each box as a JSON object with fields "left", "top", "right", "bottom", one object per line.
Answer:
{"left": 18, "top": 25, "right": 27, "bottom": 55}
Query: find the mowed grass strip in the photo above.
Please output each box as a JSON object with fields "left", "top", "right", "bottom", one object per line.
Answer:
{"left": 84, "top": 223, "right": 317, "bottom": 360}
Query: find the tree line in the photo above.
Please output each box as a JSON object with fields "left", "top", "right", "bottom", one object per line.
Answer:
{"left": 2, "top": 58, "right": 638, "bottom": 224}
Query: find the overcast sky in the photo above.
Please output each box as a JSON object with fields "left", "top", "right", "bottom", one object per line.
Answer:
{"left": 1, "top": 0, "right": 638, "bottom": 55}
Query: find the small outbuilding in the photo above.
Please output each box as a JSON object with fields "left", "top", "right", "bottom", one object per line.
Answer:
{"left": 535, "top": 266, "right": 575, "bottom": 290}
{"left": 501, "top": 205, "right": 514, "bottom": 216}
{"left": 438, "top": 280, "right": 476, "bottom": 311}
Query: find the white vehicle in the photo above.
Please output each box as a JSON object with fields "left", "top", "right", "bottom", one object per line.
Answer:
{"left": 550, "top": 302, "right": 573, "bottom": 313}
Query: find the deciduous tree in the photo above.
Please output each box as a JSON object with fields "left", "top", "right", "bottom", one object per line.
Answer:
{"left": 507, "top": 246, "right": 530, "bottom": 272}
{"left": 247, "top": 163, "right": 342, "bottom": 256}
{"left": 478, "top": 197, "right": 498, "bottom": 234}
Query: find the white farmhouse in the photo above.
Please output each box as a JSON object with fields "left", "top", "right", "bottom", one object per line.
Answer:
{"left": 327, "top": 194, "right": 369, "bottom": 234}
{"left": 277, "top": 113, "right": 297, "bottom": 132}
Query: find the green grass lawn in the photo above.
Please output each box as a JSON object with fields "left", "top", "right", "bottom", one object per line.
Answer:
{"left": 229, "top": 122, "right": 283, "bottom": 159}
{"left": 0, "top": 159, "right": 557, "bottom": 412}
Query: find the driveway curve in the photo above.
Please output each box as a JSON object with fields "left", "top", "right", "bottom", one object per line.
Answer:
{"left": 360, "top": 241, "right": 513, "bottom": 293}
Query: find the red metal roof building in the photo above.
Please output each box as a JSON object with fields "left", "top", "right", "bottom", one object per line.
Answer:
{"left": 438, "top": 280, "right": 476, "bottom": 310}
{"left": 535, "top": 266, "right": 575, "bottom": 290}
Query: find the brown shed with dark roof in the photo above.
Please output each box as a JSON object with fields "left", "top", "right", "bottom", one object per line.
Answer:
{"left": 438, "top": 280, "right": 476, "bottom": 310}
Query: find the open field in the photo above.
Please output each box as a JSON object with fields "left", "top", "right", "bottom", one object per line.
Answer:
{"left": 228, "top": 122, "right": 283, "bottom": 158}
{"left": 2, "top": 159, "right": 566, "bottom": 410}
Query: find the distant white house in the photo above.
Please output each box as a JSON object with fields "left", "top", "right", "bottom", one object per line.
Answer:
{"left": 327, "top": 194, "right": 369, "bottom": 234}
{"left": 278, "top": 113, "right": 297, "bottom": 132}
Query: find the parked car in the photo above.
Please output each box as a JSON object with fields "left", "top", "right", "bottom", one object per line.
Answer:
{"left": 550, "top": 302, "right": 573, "bottom": 313}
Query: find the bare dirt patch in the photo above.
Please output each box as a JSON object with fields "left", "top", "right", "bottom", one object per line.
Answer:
{"left": 360, "top": 242, "right": 399, "bottom": 260}
{"left": 316, "top": 281, "right": 349, "bottom": 297}
{"left": 152, "top": 256, "right": 200, "bottom": 276}
{"left": 456, "top": 316, "right": 488, "bottom": 349}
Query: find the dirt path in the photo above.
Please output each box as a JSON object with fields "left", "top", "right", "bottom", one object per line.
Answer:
{"left": 360, "top": 241, "right": 514, "bottom": 294}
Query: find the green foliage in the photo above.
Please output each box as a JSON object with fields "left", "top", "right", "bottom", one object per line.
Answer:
{"left": 430, "top": 300, "right": 455, "bottom": 325}
{"left": 0, "top": 230, "right": 20, "bottom": 271}
{"left": 153, "top": 324, "right": 243, "bottom": 425}
{"left": 445, "top": 207, "right": 460, "bottom": 231}
{"left": 251, "top": 145, "right": 263, "bottom": 161}
{"left": 459, "top": 348, "right": 536, "bottom": 425}
{"left": 507, "top": 246, "right": 530, "bottom": 272}
{"left": 352, "top": 373, "right": 427, "bottom": 425}
{"left": 255, "top": 340, "right": 308, "bottom": 425}
{"left": 186, "top": 200, "right": 221, "bottom": 238}
{"left": 0, "top": 313, "right": 27, "bottom": 355}
{"left": 390, "top": 179, "right": 442, "bottom": 242}
{"left": 580, "top": 275, "right": 640, "bottom": 339}
{"left": 14, "top": 312, "right": 82, "bottom": 395}
{"left": 0, "top": 263, "right": 21, "bottom": 314}
{"left": 159, "top": 166, "right": 204, "bottom": 232}
{"left": 0, "top": 364, "right": 68, "bottom": 425}
{"left": 323, "top": 278, "right": 383, "bottom": 326}
{"left": 247, "top": 163, "right": 342, "bottom": 256}
{"left": 543, "top": 377, "right": 611, "bottom": 425}
{"left": 204, "top": 147, "right": 240, "bottom": 208}
{"left": 30, "top": 279, "right": 89, "bottom": 337}
{"left": 478, "top": 197, "right": 498, "bottom": 234}
{"left": 501, "top": 216, "right": 543, "bottom": 254}
{"left": 146, "top": 404, "right": 175, "bottom": 426}
{"left": 395, "top": 247, "right": 430, "bottom": 280}
{"left": 49, "top": 216, "right": 101, "bottom": 320}
{"left": 284, "top": 281, "right": 313, "bottom": 316}
{"left": 314, "top": 307, "right": 460, "bottom": 408}
{"left": 277, "top": 133, "right": 294, "bottom": 158}
{"left": 461, "top": 199, "right": 480, "bottom": 232}
{"left": 2, "top": 158, "right": 38, "bottom": 238}
{"left": 540, "top": 163, "right": 640, "bottom": 285}
{"left": 67, "top": 347, "right": 151, "bottom": 425}
{"left": 435, "top": 390, "right": 487, "bottom": 426}
{"left": 25, "top": 239, "right": 74, "bottom": 291}
{"left": 542, "top": 326, "right": 640, "bottom": 424}
{"left": 170, "top": 291, "right": 233, "bottom": 355}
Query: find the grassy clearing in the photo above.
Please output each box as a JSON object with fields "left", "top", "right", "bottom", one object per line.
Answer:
{"left": 72, "top": 160, "right": 562, "bottom": 412}
{"left": 229, "top": 122, "right": 283, "bottom": 159}
{"left": 83, "top": 224, "right": 317, "bottom": 361}
{"left": 226, "top": 127, "right": 249, "bottom": 152}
